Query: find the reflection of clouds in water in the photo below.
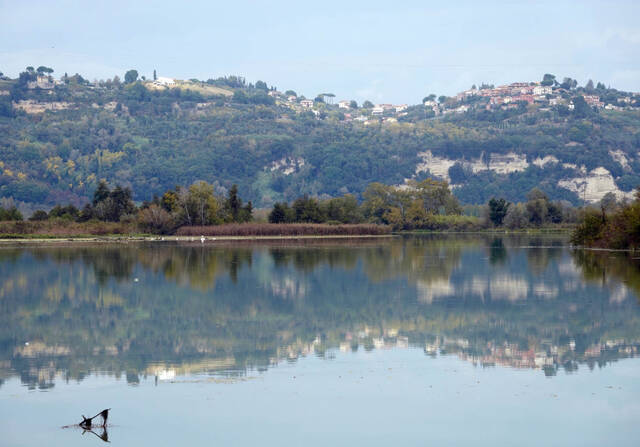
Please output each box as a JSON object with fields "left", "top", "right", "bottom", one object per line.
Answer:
{"left": 489, "top": 274, "right": 529, "bottom": 302}
{"left": 416, "top": 278, "right": 454, "bottom": 304}
{"left": 609, "top": 285, "right": 630, "bottom": 304}
{"left": 270, "top": 276, "right": 306, "bottom": 299}
{"left": 558, "top": 259, "right": 581, "bottom": 277}
{"left": 463, "top": 275, "right": 489, "bottom": 299}
{"left": 533, "top": 283, "right": 559, "bottom": 299}
{"left": 562, "top": 279, "right": 581, "bottom": 292}
{"left": 418, "top": 274, "right": 532, "bottom": 303}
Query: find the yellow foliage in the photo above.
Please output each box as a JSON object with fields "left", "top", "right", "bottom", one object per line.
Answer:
{"left": 3, "top": 168, "right": 13, "bottom": 177}
{"left": 95, "top": 149, "right": 125, "bottom": 168}
{"left": 17, "top": 172, "right": 27, "bottom": 180}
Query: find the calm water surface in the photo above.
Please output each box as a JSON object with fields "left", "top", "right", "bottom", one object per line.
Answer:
{"left": 1, "top": 235, "right": 639, "bottom": 446}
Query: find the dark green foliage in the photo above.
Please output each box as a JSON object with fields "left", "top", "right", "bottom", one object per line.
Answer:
{"left": 124, "top": 69, "right": 138, "bottom": 84}
{"left": 28, "top": 210, "right": 48, "bottom": 221}
{"left": 293, "top": 195, "right": 324, "bottom": 223}
{"left": 268, "top": 202, "right": 295, "bottom": 223}
{"left": 48, "top": 204, "right": 79, "bottom": 220}
{"left": 572, "top": 188, "right": 640, "bottom": 249}
{"left": 488, "top": 198, "right": 510, "bottom": 226}
{"left": 0, "top": 206, "right": 23, "bottom": 221}
{"left": 223, "top": 184, "right": 252, "bottom": 223}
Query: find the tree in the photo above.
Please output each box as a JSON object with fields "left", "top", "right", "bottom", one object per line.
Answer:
{"left": 448, "top": 162, "right": 469, "bottom": 184}
{"left": 255, "top": 80, "right": 268, "bottom": 91}
{"left": 585, "top": 79, "right": 594, "bottom": 92}
{"left": 488, "top": 198, "right": 510, "bottom": 226}
{"left": 600, "top": 192, "right": 617, "bottom": 221}
{"left": 526, "top": 188, "right": 549, "bottom": 226}
{"left": 137, "top": 204, "right": 173, "bottom": 234}
{"left": 153, "top": 69, "right": 157, "bottom": 81}
{"left": 232, "top": 90, "right": 248, "bottom": 103}
{"left": 124, "top": 69, "right": 139, "bottom": 84}
{"left": 29, "top": 210, "right": 49, "bottom": 221}
{"left": 221, "top": 184, "right": 252, "bottom": 223}
{"left": 92, "top": 180, "right": 110, "bottom": 206}
{"left": 284, "top": 90, "right": 297, "bottom": 97}
{"left": 349, "top": 100, "right": 358, "bottom": 109}
{"left": 268, "top": 202, "right": 294, "bottom": 223}
{"left": 541, "top": 73, "right": 556, "bottom": 86}
{"left": 560, "top": 77, "right": 577, "bottom": 90}
{"left": 293, "top": 195, "right": 324, "bottom": 223}
{"left": 224, "top": 184, "right": 241, "bottom": 221}
{"left": 36, "top": 66, "right": 54, "bottom": 75}
{"left": 573, "top": 95, "right": 592, "bottom": 118}
{"left": 362, "top": 100, "right": 374, "bottom": 108}
{"left": 189, "top": 180, "right": 220, "bottom": 225}
{"left": 423, "top": 94, "right": 436, "bottom": 103}
{"left": 504, "top": 203, "right": 527, "bottom": 229}
{"left": 0, "top": 206, "right": 23, "bottom": 221}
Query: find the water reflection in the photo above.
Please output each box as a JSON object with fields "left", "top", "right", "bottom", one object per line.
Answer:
{"left": 1, "top": 235, "right": 639, "bottom": 389}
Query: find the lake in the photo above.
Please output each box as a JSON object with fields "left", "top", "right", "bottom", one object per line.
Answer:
{"left": 1, "top": 235, "right": 639, "bottom": 446}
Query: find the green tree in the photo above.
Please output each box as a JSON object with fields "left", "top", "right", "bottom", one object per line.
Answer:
{"left": 268, "top": 202, "right": 295, "bottom": 223}
{"left": 293, "top": 195, "right": 324, "bottom": 223}
{"left": 92, "top": 180, "right": 110, "bottom": 206}
{"left": 124, "top": 69, "right": 139, "bottom": 84}
{"left": 541, "top": 74, "right": 556, "bottom": 86}
{"left": 488, "top": 198, "right": 510, "bottom": 226}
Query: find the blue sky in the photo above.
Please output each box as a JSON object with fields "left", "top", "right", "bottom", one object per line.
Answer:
{"left": 1, "top": 0, "right": 639, "bottom": 103}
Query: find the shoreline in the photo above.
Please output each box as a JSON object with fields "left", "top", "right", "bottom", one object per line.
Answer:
{"left": 0, "top": 227, "right": 577, "bottom": 244}
{"left": 0, "top": 234, "right": 394, "bottom": 245}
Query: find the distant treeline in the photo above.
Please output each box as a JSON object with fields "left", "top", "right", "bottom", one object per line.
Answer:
{"left": 0, "top": 179, "right": 622, "bottom": 237}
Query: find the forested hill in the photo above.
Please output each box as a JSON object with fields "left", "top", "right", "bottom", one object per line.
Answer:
{"left": 1, "top": 68, "right": 640, "bottom": 212}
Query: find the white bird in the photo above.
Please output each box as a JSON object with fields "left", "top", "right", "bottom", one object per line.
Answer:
{"left": 200, "top": 236, "right": 205, "bottom": 243}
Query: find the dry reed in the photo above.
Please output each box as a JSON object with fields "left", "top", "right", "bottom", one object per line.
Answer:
{"left": 176, "top": 223, "right": 391, "bottom": 237}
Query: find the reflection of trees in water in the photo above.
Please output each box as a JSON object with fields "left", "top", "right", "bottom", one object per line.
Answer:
{"left": 136, "top": 245, "right": 252, "bottom": 290}
{"left": 361, "top": 235, "right": 474, "bottom": 285}
{"left": 2, "top": 237, "right": 640, "bottom": 387}
{"left": 269, "top": 246, "right": 359, "bottom": 272}
{"left": 572, "top": 250, "right": 640, "bottom": 303}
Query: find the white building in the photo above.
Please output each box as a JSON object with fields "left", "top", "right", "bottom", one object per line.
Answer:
{"left": 154, "top": 76, "right": 175, "bottom": 86}
{"left": 338, "top": 100, "right": 351, "bottom": 109}
{"left": 371, "top": 106, "right": 384, "bottom": 116}
{"left": 533, "top": 85, "right": 552, "bottom": 95}
{"left": 395, "top": 104, "right": 408, "bottom": 113}
{"left": 300, "top": 99, "right": 314, "bottom": 108}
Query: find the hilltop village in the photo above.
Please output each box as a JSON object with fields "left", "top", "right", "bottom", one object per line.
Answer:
{"left": 1, "top": 67, "right": 640, "bottom": 212}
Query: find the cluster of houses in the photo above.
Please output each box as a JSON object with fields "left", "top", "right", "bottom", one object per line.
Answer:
{"left": 428, "top": 81, "right": 638, "bottom": 115}
{"left": 267, "top": 89, "right": 409, "bottom": 123}
{"left": 26, "top": 74, "right": 58, "bottom": 90}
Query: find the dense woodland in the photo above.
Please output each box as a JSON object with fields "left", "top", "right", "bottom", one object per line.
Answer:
{"left": 1, "top": 67, "right": 640, "bottom": 215}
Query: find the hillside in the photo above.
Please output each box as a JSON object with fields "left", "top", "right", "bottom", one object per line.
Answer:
{"left": 1, "top": 68, "right": 639, "bottom": 213}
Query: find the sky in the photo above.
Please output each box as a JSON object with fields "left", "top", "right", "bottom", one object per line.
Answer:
{"left": 1, "top": 0, "right": 639, "bottom": 104}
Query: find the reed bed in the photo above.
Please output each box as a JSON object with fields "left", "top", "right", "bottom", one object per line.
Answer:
{"left": 177, "top": 223, "right": 392, "bottom": 237}
{"left": 0, "top": 219, "right": 135, "bottom": 236}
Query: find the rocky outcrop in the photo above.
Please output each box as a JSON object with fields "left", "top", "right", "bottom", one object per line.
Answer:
{"left": 557, "top": 167, "right": 635, "bottom": 202}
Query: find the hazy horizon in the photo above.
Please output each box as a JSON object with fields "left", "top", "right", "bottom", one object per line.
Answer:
{"left": 1, "top": 0, "right": 639, "bottom": 103}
